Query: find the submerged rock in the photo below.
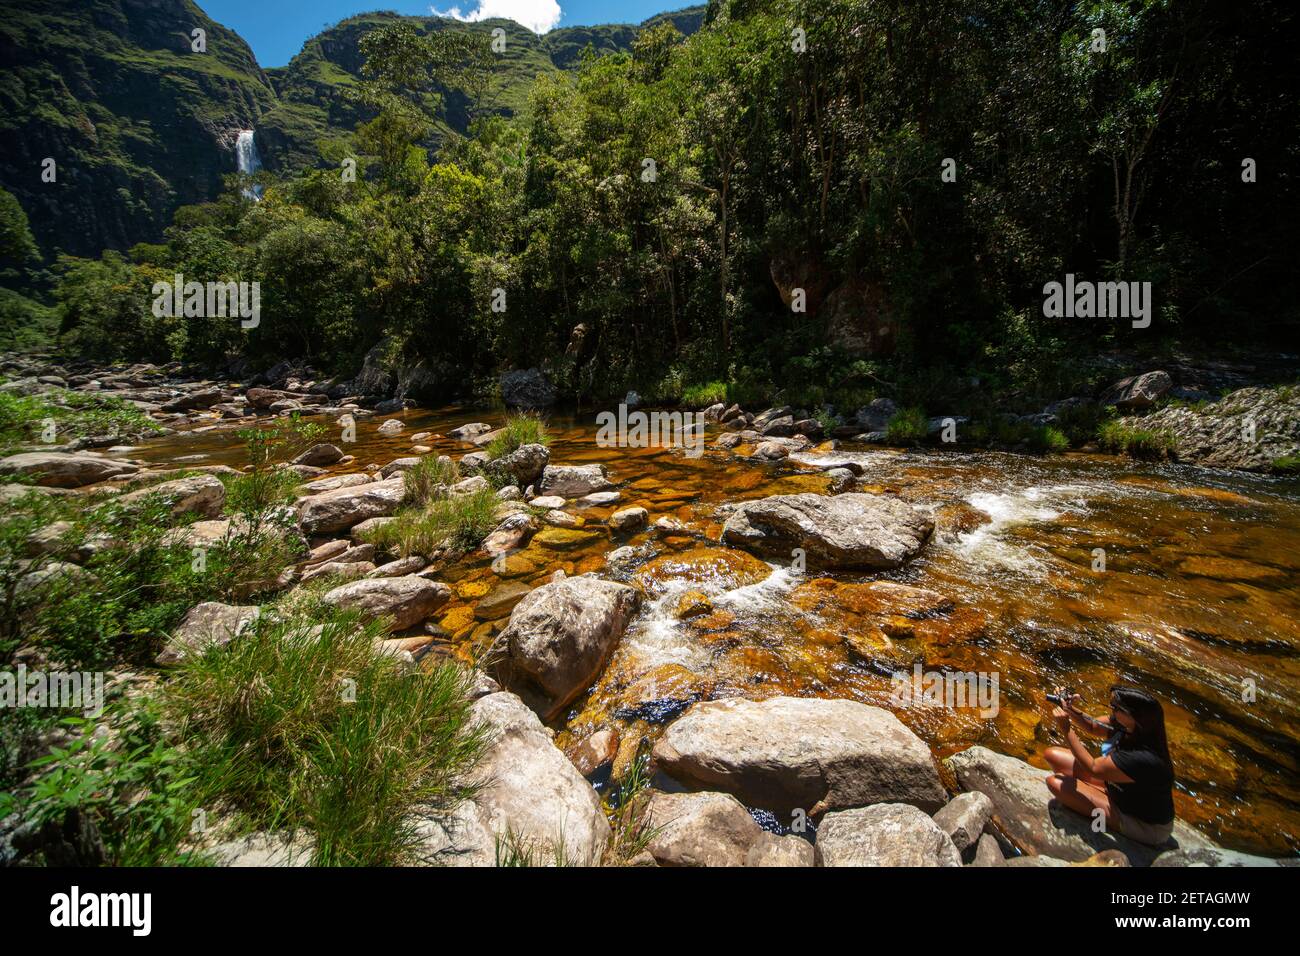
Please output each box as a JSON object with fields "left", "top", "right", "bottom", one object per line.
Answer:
{"left": 720, "top": 492, "right": 933, "bottom": 570}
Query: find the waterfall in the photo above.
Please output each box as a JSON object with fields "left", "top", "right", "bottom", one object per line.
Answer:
{"left": 236, "top": 129, "right": 263, "bottom": 200}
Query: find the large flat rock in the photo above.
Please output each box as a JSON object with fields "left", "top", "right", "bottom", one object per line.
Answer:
{"left": 653, "top": 696, "right": 947, "bottom": 816}
{"left": 720, "top": 492, "right": 933, "bottom": 570}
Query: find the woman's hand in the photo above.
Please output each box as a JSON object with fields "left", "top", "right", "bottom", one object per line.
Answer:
{"left": 1052, "top": 706, "right": 1072, "bottom": 734}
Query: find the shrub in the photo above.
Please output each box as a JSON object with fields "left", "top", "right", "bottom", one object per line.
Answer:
{"left": 885, "top": 406, "right": 928, "bottom": 444}
{"left": 403, "top": 455, "right": 459, "bottom": 506}
{"left": 1029, "top": 425, "right": 1070, "bottom": 454}
{"left": 164, "top": 612, "right": 489, "bottom": 865}
{"left": 681, "top": 381, "right": 728, "bottom": 408}
{"left": 1271, "top": 454, "right": 1300, "bottom": 474}
{"left": 485, "top": 412, "right": 549, "bottom": 460}
{"left": 361, "top": 487, "right": 498, "bottom": 558}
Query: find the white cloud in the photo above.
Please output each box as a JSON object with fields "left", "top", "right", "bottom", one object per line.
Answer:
{"left": 433, "top": 1, "right": 563, "bottom": 34}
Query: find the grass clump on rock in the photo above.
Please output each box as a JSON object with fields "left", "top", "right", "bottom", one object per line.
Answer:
{"left": 1098, "top": 420, "right": 1177, "bottom": 459}
{"left": 163, "top": 611, "right": 489, "bottom": 866}
{"left": 885, "top": 406, "right": 928, "bottom": 444}
{"left": 485, "top": 412, "right": 549, "bottom": 460}
{"left": 362, "top": 486, "right": 499, "bottom": 558}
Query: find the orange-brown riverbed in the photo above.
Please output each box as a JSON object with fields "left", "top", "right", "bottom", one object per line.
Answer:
{"left": 129, "top": 405, "right": 1300, "bottom": 856}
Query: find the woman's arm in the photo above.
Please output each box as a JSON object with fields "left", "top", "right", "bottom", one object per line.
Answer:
{"left": 1062, "top": 694, "right": 1112, "bottom": 739}
{"left": 1054, "top": 710, "right": 1134, "bottom": 783}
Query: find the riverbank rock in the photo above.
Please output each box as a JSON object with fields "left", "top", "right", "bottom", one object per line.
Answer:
{"left": 1117, "top": 385, "right": 1300, "bottom": 471}
{"left": 652, "top": 696, "right": 947, "bottom": 815}
{"left": 536, "top": 464, "right": 614, "bottom": 498}
{"left": 720, "top": 493, "right": 933, "bottom": 570}
{"left": 415, "top": 691, "right": 610, "bottom": 866}
{"left": 932, "top": 790, "right": 994, "bottom": 852}
{"left": 944, "top": 746, "right": 1217, "bottom": 866}
{"left": 816, "top": 804, "right": 962, "bottom": 867}
{"left": 1100, "top": 370, "right": 1172, "bottom": 410}
{"left": 1151, "top": 847, "right": 1297, "bottom": 867}
{"left": 0, "top": 452, "right": 138, "bottom": 488}
{"left": 489, "top": 577, "right": 640, "bottom": 721}
{"left": 500, "top": 368, "right": 557, "bottom": 409}
{"left": 644, "top": 791, "right": 764, "bottom": 867}
{"left": 320, "top": 576, "right": 451, "bottom": 632}
{"left": 118, "top": 474, "right": 225, "bottom": 519}
{"left": 297, "top": 477, "right": 405, "bottom": 534}
{"left": 204, "top": 831, "right": 314, "bottom": 867}
{"left": 157, "top": 602, "right": 260, "bottom": 665}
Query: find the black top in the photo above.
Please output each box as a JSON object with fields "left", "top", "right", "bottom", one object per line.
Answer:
{"left": 1105, "top": 730, "right": 1176, "bottom": 825}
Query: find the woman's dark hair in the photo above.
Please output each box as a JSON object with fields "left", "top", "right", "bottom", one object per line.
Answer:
{"left": 1109, "top": 684, "right": 1173, "bottom": 768}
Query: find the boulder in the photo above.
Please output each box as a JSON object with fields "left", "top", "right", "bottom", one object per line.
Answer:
{"left": 485, "top": 443, "right": 550, "bottom": 489}
{"left": 297, "top": 477, "right": 405, "bottom": 535}
{"left": 480, "top": 513, "right": 536, "bottom": 555}
{"left": 969, "top": 832, "right": 1005, "bottom": 867}
{"left": 536, "top": 464, "right": 614, "bottom": 498}
{"left": 821, "top": 278, "right": 897, "bottom": 357}
{"left": 320, "top": 576, "right": 451, "bottom": 632}
{"left": 746, "top": 832, "right": 816, "bottom": 867}
{"left": 568, "top": 728, "right": 620, "bottom": 778}
{"left": 156, "top": 602, "right": 260, "bottom": 665}
{"left": 117, "top": 474, "right": 225, "bottom": 520}
{"left": 644, "top": 791, "right": 764, "bottom": 867}
{"left": 816, "top": 803, "right": 962, "bottom": 867}
{"left": 720, "top": 493, "right": 933, "bottom": 570}
{"left": 500, "top": 368, "right": 557, "bottom": 409}
{"left": 448, "top": 422, "right": 492, "bottom": 441}
{"left": 609, "top": 506, "right": 648, "bottom": 532}
{"left": 205, "top": 831, "right": 313, "bottom": 867}
{"left": 932, "top": 791, "right": 994, "bottom": 852}
{"left": 1101, "top": 370, "right": 1173, "bottom": 410}
{"left": 414, "top": 691, "right": 610, "bottom": 866}
{"left": 489, "top": 577, "right": 640, "bottom": 720}
{"left": 944, "top": 746, "right": 1217, "bottom": 865}
{"left": 377, "top": 419, "right": 404, "bottom": 436}
{"left": 292, "top": 444, "right": 344, "bottom": 467}
{"left": 0, "top": 452, "right": 137, "bottom": 488}
{"left": 652, "top": 696, "right": 947, "bottom": 816}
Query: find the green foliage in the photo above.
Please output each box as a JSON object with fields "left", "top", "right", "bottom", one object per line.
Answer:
{"left": 1030, "top": 425, "right": 1070, "bottom": 454}
{"left": 403, "top": 455, "right": 460, "bottom": 506}
{"left": 885, "top": 407, "right": 929, "bottom": 445}
{"left": 0, "top": 382, "right": 161, "bottom": 456}
{"left": 163, "top": 612, "right": 489, "bottom": 866}
{"left": 1098, "top": 420, "right": 1177, "bottom": 459}
{"left": 484, "top": 413, "right": 550, "bottom": 460}
{"left": 361, "top": 487, "right": 498, "bottom": 558}
{"left": 15, "top": 710, "right": 200, "bottom": 866}
{"left": 1270, "top": 454, "right": 1300, "bottom": 474}
{"left": 681, "top": 381, "right": 729, "bottom": 407}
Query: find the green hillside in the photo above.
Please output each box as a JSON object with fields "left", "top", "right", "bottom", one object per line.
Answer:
{"left": 0, "top": 0, "right": 276, "bottom": 258}
{"left": 0, "top": 1, "right": 706, "bottom": 260}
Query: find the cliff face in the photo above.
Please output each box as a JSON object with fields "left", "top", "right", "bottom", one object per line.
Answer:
{"left": 0, "top": 1, "right": 706, "bottom": 260}
{"left": 0, "top": 0, "right": 276, "bottom": 258}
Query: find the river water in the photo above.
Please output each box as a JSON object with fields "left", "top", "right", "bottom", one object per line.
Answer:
{"left": 128, "top": 404, "right": 1300, "bottom": 856}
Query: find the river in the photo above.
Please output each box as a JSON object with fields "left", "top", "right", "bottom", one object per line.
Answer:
{"left": 126, "top": 404, "right": 1300, "bottom": 856}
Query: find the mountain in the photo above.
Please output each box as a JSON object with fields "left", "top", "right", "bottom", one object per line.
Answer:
{"left": 0, "top": 0, "right": 275, "bottom": 259}
{"left": 256, "top": 9, "right": 706, "bottom": 173}
{"left": 0, "top": 1, "right": 706, "bottom": 262}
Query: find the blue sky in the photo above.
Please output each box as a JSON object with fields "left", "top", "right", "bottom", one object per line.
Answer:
{"left": 203, "top": 1, "right": 687, "bottom": 67}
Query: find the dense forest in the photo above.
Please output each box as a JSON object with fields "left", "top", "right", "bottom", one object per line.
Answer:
{"left": 2, "top": 0, "right": 1297, "bottom": 413}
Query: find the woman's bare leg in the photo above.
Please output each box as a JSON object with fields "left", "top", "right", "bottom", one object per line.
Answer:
{"left": 1044, "top": 746, "right": 1106, "bottom": 787}
{"left": 1046, "top": 772, "right": 1115, "bottom": 829}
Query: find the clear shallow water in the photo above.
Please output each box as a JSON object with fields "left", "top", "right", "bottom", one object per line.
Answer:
{"left": 132, "top": 405, "right": 1300, "bottom": 856}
